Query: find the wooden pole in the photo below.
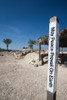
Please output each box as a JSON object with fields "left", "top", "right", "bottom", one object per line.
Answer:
{"left": 47, "top": 16, "right": 59, "bottom": 100}
{"left": 39, "top": 44, "right": 41, "bottom": 61}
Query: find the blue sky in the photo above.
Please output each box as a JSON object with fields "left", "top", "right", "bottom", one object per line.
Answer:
{"left": 0, "top": 0, "right": 67, "bottom": 50}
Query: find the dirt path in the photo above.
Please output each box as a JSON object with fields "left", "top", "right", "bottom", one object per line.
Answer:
{"left": 0, "top": 52, "right": 67, "bottom": 100}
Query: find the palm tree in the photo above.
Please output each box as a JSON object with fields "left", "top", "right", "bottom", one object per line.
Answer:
{"left": 3, "top": 39, "right": 12, "bottom": 51}
{"left": 28, "top": 40, "right": 36, "bottom": 49}
{"left": 28, "top": 44, "right": 33, "bottom": 49}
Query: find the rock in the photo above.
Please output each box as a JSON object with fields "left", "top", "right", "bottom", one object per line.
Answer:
{"left": 38, "top": 60, "right": 43, "bottom": 66}
{"left": 14, "top": 52, "right": 23, "bottom": 59}
{"left": 29, "top": 58, "right": 43, "bottom": 67}
{"left": 29, "top": 59, "right": 36, "bottom": 65}
{"left": 31, "top": 61, "right": 34, "bottom": 65}
{"left": 32, "top": 59, "right": 35, "bottom": 63}
{"left": 0, "top": 54, "right": 4, "bottom": 56}
{"left": 22, "top": 49, "right": 35, "bottom": 55}
{"left": 58, "top": 58, "right": 62, "bottom": 64}
{"left": 34, "top": 63, "right": 38, "bottom": 67}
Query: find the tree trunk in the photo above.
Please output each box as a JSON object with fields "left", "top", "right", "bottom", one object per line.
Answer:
{"left": 32, "top": 45, "right": 33, "bottom": 49}
{"left": 62, "top": 47, "right": 63, "bottom": 54}
{"left": 7, "top": 44, "right": 8, "bottom": 51}
{"left": 39, "top": 44, "right": 41, "bottom": 61}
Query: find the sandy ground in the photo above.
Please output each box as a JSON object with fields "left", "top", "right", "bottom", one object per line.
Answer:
{"left": 0, "top": 52, "right": 67, "bottom": 100}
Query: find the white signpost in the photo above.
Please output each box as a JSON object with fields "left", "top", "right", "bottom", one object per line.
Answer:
{"left": 47, "top": 16, "right": 59, "bottom": 100}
